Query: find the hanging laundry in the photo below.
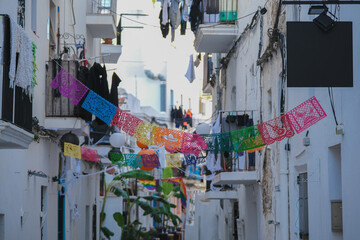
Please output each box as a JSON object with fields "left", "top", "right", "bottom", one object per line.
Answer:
{"left": 109, "top": 72, "right": 121, "bottom": 106}
{"left": 15, "top": 26, "right": 34, "bottom": 95}
{"left": 180, "top": 5, "right": 187, "bottom": 35}
{"left": 77, "top": 66, "right": 92, "bottom": 121}
{"left": 185, "top": 54, "right": 195, "bottom": 83}
{"left": 206, "top": 0, "right": 219, "bottom": 14}
{"left": 159, "top": 9, "right": 170, "bottom": 38}
{"left": 88, "top": 62, "right": 110, "bottom": 124}
{"left": 194, "top": 53, "right": 201, "bottom": 67}
{"left": 182, "top": 0, "right": 190, "bottom": 21}
{"left": 237, "top": 113, "right": 249, "bottom": 127}
{"left": 169, "top": 0, "right": 181, "bottom": 42}
{"left": 9, "top": 17, "right": 18, "bottom": 87}
{"left": 161, "top": 0, "right": 170, "bottom": 25}
{"left": 189, "top": 0, "right": 202, "bottom": 35}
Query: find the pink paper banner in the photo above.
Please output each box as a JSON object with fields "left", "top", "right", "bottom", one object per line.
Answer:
{"left": 287, "top": 96, "right": 327, "bottom": 134}
{"left": 111, "top": 108, "right": 127, "bottom": 129}
{"left": 181, "top": 133, "right": 208, "bottom": 156}
{"left": 50, "top": 68, "right": 89, "bottom": 105}
{"left": 81, "top": 147, "right": 99, "bottom": 162}
{"left": 257, "top": 114, "right": 295, "bottom": 145}
{"left": 121, "top": 113, "right": 143, "bottom": 136}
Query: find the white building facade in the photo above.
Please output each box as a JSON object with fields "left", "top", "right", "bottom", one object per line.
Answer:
{"left": 188, "top": 0, "right": 360, "bottom": 240}
{"left": 0, "top": 0, "right": 119, "bottom": 239}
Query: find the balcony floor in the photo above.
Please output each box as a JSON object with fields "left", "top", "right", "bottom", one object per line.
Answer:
{"left": 205, "top": 190, "right": 238, "bottom": 200}
{"left": 102, "top": 44, "right": 122, "bottom": 63}
{"left": 194, "top": 24, "right": 238, "bottom": 53}
{"left": 212, "top": 171, "right": 258, "bottom": 185}
{"left": 86, "top": 14, "right": 116, "bottom": 38}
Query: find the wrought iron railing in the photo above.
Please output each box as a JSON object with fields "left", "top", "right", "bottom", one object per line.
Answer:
{"left": 87, "top": 0, "right": 116, "bottom": 16}
{"left": 202, "top": 0, "right": 238, "bottom": 24}
{"left": 45, "top": 60, "right": 81, "bottom": 117}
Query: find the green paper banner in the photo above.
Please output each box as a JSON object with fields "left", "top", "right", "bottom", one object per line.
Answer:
{"left": 230, "top": 125, "right": 265, "bottom": 152}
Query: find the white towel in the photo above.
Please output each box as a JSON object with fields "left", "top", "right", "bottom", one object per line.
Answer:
{"left": 185, "top": 54, "right": 195, "bottom": 83}
{"left": 9, "top": 18, "right": 18, "bottom": 87}
{"left": 15, "top": 27, "right": 34, "bottom": 96}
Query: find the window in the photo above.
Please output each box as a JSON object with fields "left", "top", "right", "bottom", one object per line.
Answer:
{"left": 85, "top": 206, "right": 90, "bottom": 239}
{"left": 160, "top": 84, "right": 166, "bottom": 112}
{"left": 0, "top": 214, "right": 4, "bottom": 240}
{"left": 31, "top": 0, "right": 37, "bottom": 33}
{"left": 92, "top": 205, "right": 97, "bottom": 240}
{"left": 170, "top": 89, "right": 174, "bottom": 108}
{"left": 328, "top": 145, "right": 342, "bottom": 232}
{"left": 58, "top": 194, "right": 65, "bottom": 240}
{"left": 298, "top": 172, "right": 309, "bottom": 240}
{"left": 41, "top": 186, "right": 47, "bottom": 240}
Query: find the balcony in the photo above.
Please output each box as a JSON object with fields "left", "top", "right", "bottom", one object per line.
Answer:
{"left": 101, "top": 39, "right": 122, "bottom": 63}
{"left": 211, "top": 150, "right": 258, "bottom": 185}
{"left": 86, "top": 0, "right": 117, "bottom": 38}
{"left": 0, "top": 120, "right": 33, "bottom": 149}
{"left": 0, "top": 15, "right": 33, "bottom": 149}
{"left": 194, "top": 0, "right": 238, "bottom": 53}
{"left": 45, "top": 60, "right": 89, "bottom": 136}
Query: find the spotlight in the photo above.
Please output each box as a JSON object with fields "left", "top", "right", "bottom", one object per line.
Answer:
{"left": 308, "top": 5, "right": 328, "bottom": 15}
{"left": 260, "top": 7, "right": 267, "bottom": 15}
{"left": 313, "top": 12, "right": 335, "bottom": 32}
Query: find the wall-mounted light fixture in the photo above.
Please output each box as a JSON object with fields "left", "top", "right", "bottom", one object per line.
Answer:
{"left": 308, "top": 5, "right": 328, "bottom": 15}
{"left": 313, "top": 11, "right": 335, "bottom": 32}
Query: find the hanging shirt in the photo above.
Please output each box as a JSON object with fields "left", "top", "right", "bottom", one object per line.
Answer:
{"left": 159, "top": 9, "right": 170, "bottom": 38}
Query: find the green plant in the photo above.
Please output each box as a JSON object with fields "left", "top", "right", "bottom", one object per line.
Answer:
{"left": 103, "top": 169, "right": 182, "bottom": 240}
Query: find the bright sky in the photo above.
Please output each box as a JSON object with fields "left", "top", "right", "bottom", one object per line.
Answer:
{"left": 112, "top": 0, "right": 204, "bottom": 113}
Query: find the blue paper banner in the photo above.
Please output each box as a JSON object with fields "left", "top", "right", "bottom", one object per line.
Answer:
{"left": 81, "top": 90, "right": 117, "bottom": 125}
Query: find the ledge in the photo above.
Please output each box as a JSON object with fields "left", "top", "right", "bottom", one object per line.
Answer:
{"left": 0, "top": 120, "right": 33, "bottom": 149}
{"left": 44, "top": 118, "right": 89, "bottom": 136}
{"left": 194, "top": 24, "right": 238, "bottom": 53}
{"left": 212, "top": 171, "right": 258, "bottom": 185}
{"left": 102, "top": 44, "right": 122, "bottom": 63}
{"left": 205, "top": 191, "right": 238, "bottom": 200}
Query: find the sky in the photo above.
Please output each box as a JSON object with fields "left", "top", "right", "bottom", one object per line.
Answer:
{"left": 110, "top": 0, "right": 205, "bottom": 115}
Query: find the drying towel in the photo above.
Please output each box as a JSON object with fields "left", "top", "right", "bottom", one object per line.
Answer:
{"left": 15, "top": 27, "right": 34, "bottom": 96}
{"left": 9, "top": 18, "right": 18, "bottom": 87}
{"left": 185, "top": 54, "right": 195, "bottom": 83}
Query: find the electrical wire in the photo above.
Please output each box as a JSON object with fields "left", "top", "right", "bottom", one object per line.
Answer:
{"left": 91, "top": 0, "right": 261, "bottom": 31}
{"left": 328, "top": 87, "right": 338, "bottom": 125}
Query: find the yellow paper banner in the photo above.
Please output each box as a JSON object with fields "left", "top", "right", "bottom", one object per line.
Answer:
{"left": 165, "top": 153, "right": 181, "bottom": 168}
{"left": 64, "top": 142, "right": 81, "bottom": 159}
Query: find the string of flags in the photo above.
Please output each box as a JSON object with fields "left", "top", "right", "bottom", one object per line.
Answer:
{"left": 53, "top": 68, "right": 327, "bottom": 161}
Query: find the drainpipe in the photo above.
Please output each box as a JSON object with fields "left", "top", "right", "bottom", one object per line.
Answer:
{"left": 280, "top": 141, "right": 290, "bottom": 240}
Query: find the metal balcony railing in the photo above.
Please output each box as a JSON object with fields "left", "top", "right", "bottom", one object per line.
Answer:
{"left": 202, "top": 0, "right": 238, "bottom": 24}
{"left": 87, "top": 0, "right": 116, "bottom": 16}
{"left": 45, "top": 60, "right": 81, "bottom": 118}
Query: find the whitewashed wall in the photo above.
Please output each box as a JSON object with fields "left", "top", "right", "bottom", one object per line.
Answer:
{"left": 286, "top": 3, "right": 360, "bottom": 240}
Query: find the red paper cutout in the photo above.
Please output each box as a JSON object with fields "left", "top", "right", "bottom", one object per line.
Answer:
{"left": 121, "top": 113, "right": 142, "bottom": 136}
{"left": 81, "top": 147, "right": 99, "bottom": 162}
{"left": 257, "top": 114, "right": 295, "bottom": 145}
{"left": 180, "top": 132, "right": 208, "bottom": 156}
{"left": 287, "top": 96, "right": 327, "bottom": 134}
{"left": 111, "top": 108, "right": 127, "bottom": 129}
